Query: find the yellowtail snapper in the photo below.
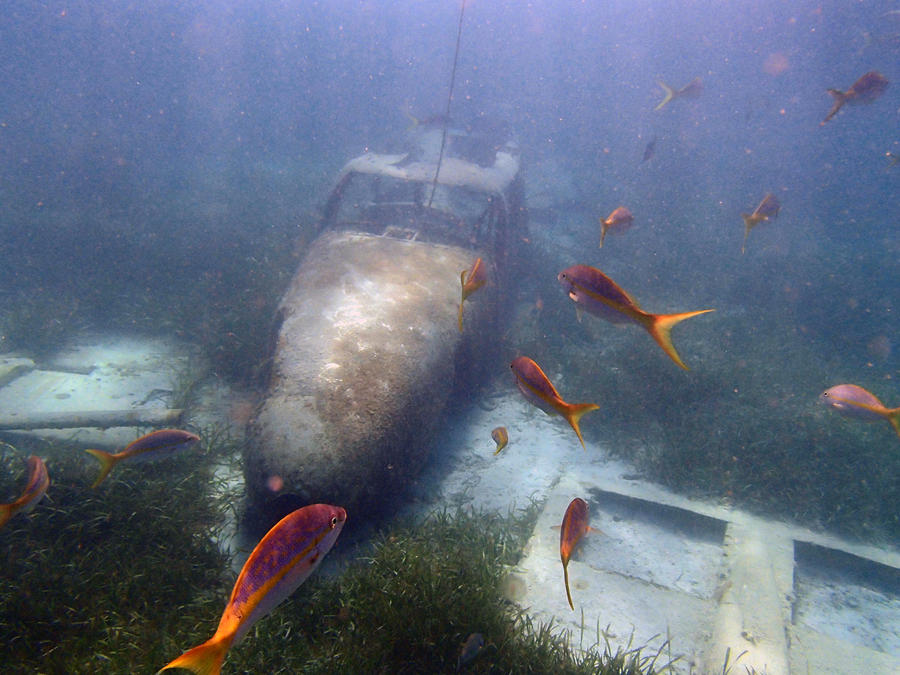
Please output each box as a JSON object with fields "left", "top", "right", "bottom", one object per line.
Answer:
{"left": 820, "top": 384, "right": 900, "bottom": 439}
{"left": 821, "top": 71, "right": 889, "bottom": 125}
{"left": 510, "top": 356, "right": 599, "bottom": 450}
{"left": 558, "top": 265, "right": 714, "bottom": 370}
{"left": 85, "top": 428, "right": 200, "bottom": 488}
{"left": 158, "top": 503, "right": 347, "bottom": 675}
{"left": 0, "top": 455, "right": 49, "bottom": 529}
{"left": 560, "top": 497, "right": 596, "bottom": 610}
{"left": 458, "top": 257, "right": 488, "bottom": 332}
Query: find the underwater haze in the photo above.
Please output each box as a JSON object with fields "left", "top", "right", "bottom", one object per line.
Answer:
{"left": 3, "top": 0, "right": 899, "bottom": 565}
{"left": 0, "top": 0, "right": 899, "bottom": 672}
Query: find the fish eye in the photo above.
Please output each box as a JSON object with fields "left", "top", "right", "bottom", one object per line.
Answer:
{"left": 331, "top": 516, "right": 338, "bottom": 528}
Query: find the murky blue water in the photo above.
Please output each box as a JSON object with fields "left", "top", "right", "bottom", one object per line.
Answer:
{"left": 0, "top": 1, "right": 898, "bottom": 671}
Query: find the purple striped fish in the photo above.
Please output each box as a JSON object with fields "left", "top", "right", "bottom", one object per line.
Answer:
{"left": 560, "top": 497, "right": 594, "bottom": 610}
{"left": 820, "top": 384, "right": 900, "bottom": 438}
{"left": 458, "top": 257, "right": 488, "bottom": 332}
{"left": 157, "top": 503, "right": 347, "bottom": 675}
{"left": 510, "top": 356, "right": 599, "bottom": 449}
{"left": 84, "top": 428, "right": 200, "bottom": 488}
{"left": 0, "top": 455, "right": 50, "bottom": 529}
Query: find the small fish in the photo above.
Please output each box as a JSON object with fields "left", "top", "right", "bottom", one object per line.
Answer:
{"left": 158, "top": 503, "right": 347, "bottom": 675}
{"left": 740, "top": 192, "right": 781, "bottom": 254}
{"left": 457, "top": 632, "right": 485, "bottom": 671}
{"left": 458, "top": 257, "right": 488, "bottom": 332}
{"left": 821, "top": 71, "right": 889, "bottom": 125}
{"left": 599, "top": 206, "right": 634, "bottom": 248}
{"left": 558, "top": 265, "right": 714, "bottom": 370}
{"left": 0, "top": 456, "right": 50, "bottom": 529}
{"left": 560, "top": 497, "right": 594, "bottom": 610}
{"left": 641, "top": 135, "right": 657, "bottom": 162}
{"left": 510, "top": 356, "right": 599, "bottom": 449}
{"left": 887, "top": 151, "right": 899, "bottom": 169}
{"left": 491, "top": 426, "right": 509, "bottom": 455}
{"left": 405, "top": 111, "right": 469, "bottom": 136}
{"left": 654, "top": 77, "right": 703, "bottom": 111}
{"left": 85, "top": 428, "right": 200, "bottom": 488}
{"left": 820, "top": 384, "right": 900, "bottom": 438}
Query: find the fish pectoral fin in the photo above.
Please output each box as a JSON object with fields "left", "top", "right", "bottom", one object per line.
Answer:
{"left": 572, "top": 302, "right": 584, "bottom": 323}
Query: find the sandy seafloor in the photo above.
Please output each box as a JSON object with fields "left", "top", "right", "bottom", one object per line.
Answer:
{"left": 396, "top": 383, "right": 900, "bottom": 673}
{"left": 402, "top": 387, "right": 716, "bottom": 671}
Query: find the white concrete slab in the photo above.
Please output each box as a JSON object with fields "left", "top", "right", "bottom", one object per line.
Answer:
{"left": 407, "top": 390, "right": 900, "bottom": 674}
{"left": 0, "top": 334, "right": 196, "bottom": 449}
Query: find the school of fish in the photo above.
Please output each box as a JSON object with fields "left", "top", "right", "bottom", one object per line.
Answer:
{"left": 456, "top": 69, "right": 894, "bottom": 614}
{"left": 0, "top": 63, "right": 893, "bottom": 669}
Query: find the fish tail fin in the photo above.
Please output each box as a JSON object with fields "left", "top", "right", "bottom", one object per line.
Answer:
{"left": 654, "top": 80, "right": 675, "bottom": 110}
{"left": 458, "top": 270, "right": 468, "bottom": 332}
{"left": 821, "top": 89, "right": 846, "bottom": 125}
{"left": 84, "top": 449, "right": 120, "bottom": 489}
{"left": 404, "top": 108, "right": 419, "bottom": 131}
{"left": 644, "top": 309, "right": 715, "bottom": 370}
{"left": 0, "top": 504, "right": 13, "bottom": 529}
{"left": 563, "top": 562, "right": 574, "bottom": 610}
{"left": 564, "top": 403, "right": 600, "bottom": 450}
{"left": 740, "top": 214, "right": 754, "bottom": 254}
{"left": 887, "top": 408, "right": 900, "bottom": 439}
{"left": 157, "top": 635, "right": 231, "bottom": 675}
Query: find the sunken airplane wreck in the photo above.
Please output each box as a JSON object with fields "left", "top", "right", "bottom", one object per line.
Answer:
{"left": 244, "top": 118, "right": 526, "bottom": 524}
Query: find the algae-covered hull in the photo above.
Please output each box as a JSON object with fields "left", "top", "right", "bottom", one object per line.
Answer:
{"left": 245, "top": 230, "right": 492, "bottom": 520}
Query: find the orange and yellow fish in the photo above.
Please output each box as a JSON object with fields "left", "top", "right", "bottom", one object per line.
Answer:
{"left": 820, "top": 384, "right": 900, "bottom": 439}
{"left": 558, "top": 265, "right": 714, "bottom": 370}
{"left": 0, "top": 455, "right": 50, "bottom": 529}
{"left": 560, "top": 497, "right": 594, "bottom": 610}
{"left": 458, "top": 257, "right": 488, "bottom": 332}
{"left": 510, "top": 356, "right": 599, "bottom": 449}
{"left": 491, "top": 426, "right": 509, "bottom": 455}
{"left": 158, "top": 503, "right": 347, "bottom": 675}
{"left": 654, "top": 77, "right": 703, "bottom": 111}
{"left": 599, "top": 206, "right": 634, "bottom": 248}
{"left": 85, "top": 428, "right": 200, "bottom": 488}
{"left": 821, "top": 71, "right": 889, "bottom": 125}
{"left": 740, "top": 192, "right": 781, "bottom": 254}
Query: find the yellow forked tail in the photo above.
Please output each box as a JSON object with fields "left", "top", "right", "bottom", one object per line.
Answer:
{"left": 821, "top": 89, "right": 847, "bottom": 125}
{"left": 643, "top": 309, "right": 715, "bottom": 370}
{"left": 562, "top": 402, "right": 601, "bottom": 450}
{"left": 84, "top": 449, "right": 121, "bottom": 489}
{"left": 157, "top": 634, "right": 231, "bottom": 675}
{"left": 740, "top": 214, "right": 756, "bottom": 254}
{"left": 887, "top": 408, "right": 900, "bottom": 439}
{"left": 654, "top": 80, "right": 676, "bottom": 110}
